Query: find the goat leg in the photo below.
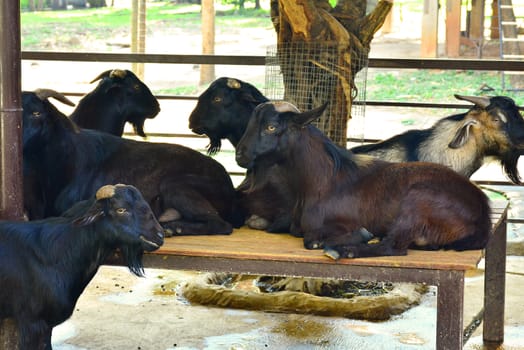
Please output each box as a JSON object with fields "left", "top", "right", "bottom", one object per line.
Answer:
{"left": 303, "top": 224, "right": 373, "bottom": 250}
{"left": 325, "top": 236, "right": 408, "bottom": 260}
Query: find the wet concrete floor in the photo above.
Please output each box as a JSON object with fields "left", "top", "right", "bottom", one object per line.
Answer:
{"left": 50, "top": 255, "right": 524, "bottom": 350}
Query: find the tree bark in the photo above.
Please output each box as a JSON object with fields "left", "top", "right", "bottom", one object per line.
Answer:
{"left": 270, "top": 0, "right": 392, "bottom": 146}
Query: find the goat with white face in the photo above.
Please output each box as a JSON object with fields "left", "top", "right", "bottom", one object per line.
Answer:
{"left": 351, "top": 95, "right": 524, "bottom": 183}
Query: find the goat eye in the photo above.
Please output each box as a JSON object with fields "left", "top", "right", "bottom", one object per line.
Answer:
{"left": 32, "top": 111, "right": 41, "bottom": 118}
{"left": 134, "top": 84, "right": 140, "bottom": 91}
{"left": 213, "top": 96, "right": 222, "bottom": 103}
{"left": 116, "top": 208, "right": 127, "bottom": 215}
{"left": 266, "top": 125, "right": 276, "bottom": 133}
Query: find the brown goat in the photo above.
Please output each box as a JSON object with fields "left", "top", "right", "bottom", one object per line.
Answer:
{"left": 351, "top": 95, "right": 524, "bottom": 183}
{"left": 236, "top": 102, "right": 492, "bottom": 259}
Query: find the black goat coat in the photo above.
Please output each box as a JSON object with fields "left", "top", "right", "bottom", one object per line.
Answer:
{"left": 24, "top": 127, "right": 240, "bottom": 235}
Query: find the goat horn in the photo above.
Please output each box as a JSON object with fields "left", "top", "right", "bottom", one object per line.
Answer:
{"left": 34, "top": 88, "right": 76, "bottom": 106}
{"left": 226, "top": 78, "right": 241, "bottom": 89}
{"left": 89, "top": 70, "right": 112, "bottom": 84}
{"left": 454, "top": 94, "right": 491, "bottom": 108}
{"left": 96, "top": 185, "right": 116, "bottom": 200}
{"left": 272, "top": 101, "right": 301, "bottom": 113}
{"left": 109, "top": 69, "right": 127, "bottom": 79}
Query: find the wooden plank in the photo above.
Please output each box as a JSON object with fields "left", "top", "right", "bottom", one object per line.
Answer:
{"left": 483, "top": 204, "right": 507, "bottom": 346}
{"left": 421, "top": 0, "right": 439, "bottom": 57}
{"left": 149, "top": 204, "right": 507, "bottom": 273}
{"left": 153, "top": 229, "right": 483, "bottom": 271}
{"left": 437, "top": 270, "right": 465, "bottom": 349}
{"left": 446, "top": 0, "right": 462, "bottom": 57}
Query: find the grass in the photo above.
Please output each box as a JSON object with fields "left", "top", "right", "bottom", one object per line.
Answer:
{"left": 21, "top": 2, "right": 270, "bottom": 50}
{"left": 21, "top": 1, "right": 524, "bottom": 104}
{"left": 367, "top": 70, "right": 524, "bottom": 105}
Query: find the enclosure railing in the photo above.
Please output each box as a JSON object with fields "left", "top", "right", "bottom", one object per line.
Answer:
{"left": 22, "top": 51, "right": 524, "bottom": 110}
{"left": 21, "top": 51, "right": 524, "bottom": 187}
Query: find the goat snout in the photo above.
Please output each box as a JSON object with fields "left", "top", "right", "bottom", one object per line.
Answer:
{"left": 235, "top": 148, "right": 252, "bottom": 169}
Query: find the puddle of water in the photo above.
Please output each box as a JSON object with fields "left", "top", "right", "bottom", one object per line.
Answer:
{"left": 271, "top": 318, "right": 333, "bottom": 340}
{"left": 328, "top": 287, "right": 437, "bottom": 350}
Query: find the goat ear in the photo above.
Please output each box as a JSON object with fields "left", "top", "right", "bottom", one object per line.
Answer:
{"left": 241, "top": 91, "right": 259, "bottom": 103}
{"left": 291, "top": 102, "right": 329, "bottom": 127}
{"left": 449, "top": 120, "right": 477, "bottom": 148}
{"left": 72, "top": 203, "right": 105, "bottom": 227}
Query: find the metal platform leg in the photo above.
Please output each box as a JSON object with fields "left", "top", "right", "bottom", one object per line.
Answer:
{"left": 437, "top": 270, "right": 465, "bottom": 350}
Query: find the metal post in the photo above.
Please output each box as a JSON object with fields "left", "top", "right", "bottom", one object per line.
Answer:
{"left": 0, "top": 0, "right": 24, "bottom": 347}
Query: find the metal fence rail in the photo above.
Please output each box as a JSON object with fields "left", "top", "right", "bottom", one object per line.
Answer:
{"left": 21, "top": 51, "right": 524, "bottom": 187}
{"left": 22, "top": 51, "right": 524, "bottom": 109}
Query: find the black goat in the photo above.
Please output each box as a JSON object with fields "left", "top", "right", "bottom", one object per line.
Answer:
{"left": 0, "top": 184, "right": 164, "bottom": 350}
{"left": 22, "top": 90, "right": 241, "bottom": 235}
{"left": 189, "top": 77, "right": 269, "bottom": 154}
{"left": 188, "top": 77, "right": 293, "bottom": 232}
{"left": 236, "top": 102, "right": 492, "bottom": 259}
{"left": 70, "top": 69, "right": 160, "bottom": 137}
{"left": 351, "top": 95, "right": 524, "bottom": 183}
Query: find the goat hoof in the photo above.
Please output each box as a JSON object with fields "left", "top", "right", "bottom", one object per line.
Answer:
{"left": 175, "top": 227, "right": 182, "bottom": 234}
{"left": 324, "top": 248, "right": 340, "bottom": 260}
{"left": 164, "top": 228, "right": 174, "bottom": 237}
{"left": 246, "top": 215, "right": 269, "bottom": 230}
{"left": 357, "top": 227, "right": 374, "bottom": 243}
{"left": 304, "top": 240, "right": 324, "bottom": 250}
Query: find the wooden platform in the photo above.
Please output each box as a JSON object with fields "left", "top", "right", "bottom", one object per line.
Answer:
{"left": 141, "top": 203, "right": 509, "bottom": 350}
{"left": 153, "top": 226, "right": 485, "bottom": 271}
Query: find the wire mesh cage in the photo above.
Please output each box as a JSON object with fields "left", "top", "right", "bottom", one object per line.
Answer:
{"left": 265, "top": 42, "right": 368, "bottom": 146}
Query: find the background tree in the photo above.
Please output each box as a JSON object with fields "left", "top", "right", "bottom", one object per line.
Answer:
{"left": 269, "top": 0, "right": 392, "bottom": 145}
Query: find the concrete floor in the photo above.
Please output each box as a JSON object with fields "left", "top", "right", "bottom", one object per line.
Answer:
{"left": 50, "top": 255, "right": 524, "bottom": 350}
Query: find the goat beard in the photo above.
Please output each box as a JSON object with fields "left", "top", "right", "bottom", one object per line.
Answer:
{"left": 132, "top": 121, "right": 146, "bottom": 138}
{"left": 206, "top": 138, "right": 222, "bottom": 156}
{"left": 119, "top": 244, "right": 146, "bottom": 277}
{"left": 501, "top": 150, "right": 521, "bottom": 184}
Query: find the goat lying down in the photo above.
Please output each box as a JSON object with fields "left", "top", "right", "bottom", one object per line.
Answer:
{"left": 189, "top": 77, "right": 293, "bottom": 232}
{"left": 236, "top": 102, "right": 492, "bottom": 259}
{"left": 0, "top": 184, "right": 164, "bottom": 350}
{"left": 22, "top": 90, "right": 241, "bottom": 235}
{"left": 351, "top": 94, "right": 524, "bottom": 183}
{"left": 70, "top": 69, "right": 160, "bottom": 137}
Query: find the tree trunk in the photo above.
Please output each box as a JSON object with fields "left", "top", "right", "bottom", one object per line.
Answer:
{"left": 270, "top": 0, "right": 392, "bottom": 146}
